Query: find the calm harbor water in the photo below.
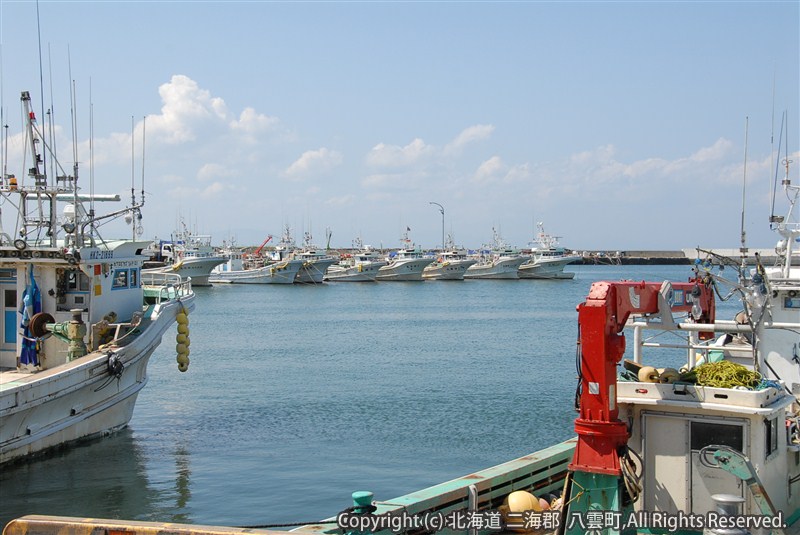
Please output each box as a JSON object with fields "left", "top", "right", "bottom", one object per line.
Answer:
{"left": 0, "top": 265, "right": 735, "bottom": 528}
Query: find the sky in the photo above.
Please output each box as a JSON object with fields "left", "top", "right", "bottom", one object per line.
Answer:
{"left": 0, "top": 0, "right": 798, "bottom": 252}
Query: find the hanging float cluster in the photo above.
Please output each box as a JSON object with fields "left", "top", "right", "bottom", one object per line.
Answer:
{"left": 176, "top": 308, "right": 191, "bottom": 372}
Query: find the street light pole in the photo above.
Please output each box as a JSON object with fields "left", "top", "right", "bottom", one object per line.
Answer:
{"left": 429, "top": 202, "right": 445, "bottom": 251}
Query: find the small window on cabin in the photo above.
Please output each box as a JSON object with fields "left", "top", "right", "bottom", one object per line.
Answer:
{"left": 75, "top": 296, "right": 84, "bottom": 305}
{"left": 765, "top": 417, "right": 779, "bottom": 457}
{"left": 78, "top": 272, "right": 91, "bottom": 292}
{"left": 130, "top": 269, "right": 138, "bottom": 288}
{"left": 690, "top": 421, "right": 743, "bottom": 452}
{"left": 113, "top": 270, "right": 128, "bottom": 289}
{"left": 67, "top": 271, "right": 78, "bottom": 290}
{"left": 4, "top": 289, "right": 16, "bottom": 308}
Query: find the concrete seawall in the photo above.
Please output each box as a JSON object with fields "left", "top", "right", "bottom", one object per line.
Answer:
{"left": 574, "top": 248, "right": 779, "bottom": 265}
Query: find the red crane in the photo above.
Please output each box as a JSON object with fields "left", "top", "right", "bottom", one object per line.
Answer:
{"left": 561, "top": 278, "right": 715, "bottom": 533}
{"left": 253, "top": 235, "right": 273, "bottom": 256}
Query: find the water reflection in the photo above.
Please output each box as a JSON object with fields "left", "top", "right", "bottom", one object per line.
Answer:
{"left": 172, "top": 444, "right": 192, "bottom": 523}
{"left": 0, "top": 429, "right": 154, "bottom": 527}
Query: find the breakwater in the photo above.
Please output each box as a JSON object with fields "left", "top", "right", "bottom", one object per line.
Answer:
{"left": 575, "top": 248, "right": 778, "bottom": 265}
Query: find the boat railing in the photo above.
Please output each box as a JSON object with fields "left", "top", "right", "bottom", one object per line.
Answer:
{"left": 141, "top": 272, "right": 193, "bottom": 303}
{"left": 627, "top": 317, "right": 800, "bottom": 371}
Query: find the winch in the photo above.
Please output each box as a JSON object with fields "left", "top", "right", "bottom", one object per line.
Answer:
{"left": 29, "top": 309, "right": 87, "bottom": 361}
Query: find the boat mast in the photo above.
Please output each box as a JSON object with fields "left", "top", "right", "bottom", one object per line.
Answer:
{"left": 739, "top": 117, "right": 749, "bottom": 270}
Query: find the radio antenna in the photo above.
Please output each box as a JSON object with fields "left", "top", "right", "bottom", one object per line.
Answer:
{"left": 739, "top": 116, "right": 749, "bottom": 267}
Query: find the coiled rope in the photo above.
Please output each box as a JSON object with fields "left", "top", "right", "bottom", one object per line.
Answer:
{"left": 693, "top": 361, "right": 761, "bottom": 389}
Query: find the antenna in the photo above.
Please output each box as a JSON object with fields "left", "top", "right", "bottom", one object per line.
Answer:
{"left": 35, "top": 0, "right": 46, "bottom": 177}
{"left": 771, "top": 112, "right": 786, "bottom": 225}
{"left": 89, "top": 79, "right": 95, "bottom": 222}
{"left": 739, "top": 116, "right": 749, "bottom": 267}
{"left": 140, "top": 116, "right": 146, "bottom": 208}
{"left": 47, "top": 42, "right": 56, "bottom": 187}
{"left": 125, "top": 116, "right": 133, "bottom": 239}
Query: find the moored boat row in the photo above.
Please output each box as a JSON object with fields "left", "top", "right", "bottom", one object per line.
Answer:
{"left": 180, "top": 226, "right": 580, "bottom": 285}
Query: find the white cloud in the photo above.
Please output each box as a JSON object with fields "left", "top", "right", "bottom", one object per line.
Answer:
{"left": 473, "top": 156, "right": 506, "bottom": 183}
{"left": 146, "top": 75, "right": 228, "bottom": 144}
{"left": 197, "top": 163, "right": 234, "bottom": 182}
{"left": 444, "top": 124, "right": 495, "bottom": 155}
{"left": 230, "top": 107, "right": 279, "bottom": 135}
{"left": 325, "top": 194, "right": 356, "bottom": 206}
{"left": 366, "top": 138, "right": 434, "bottom": 167}
{"left": 285, "top": 148, "right": 343, "bottom": 179}
{"left": 690, "top": 138, "right": 733, "bottom": 162}
{"left": 504, "top": 163, "right": 531, "bottom": 183}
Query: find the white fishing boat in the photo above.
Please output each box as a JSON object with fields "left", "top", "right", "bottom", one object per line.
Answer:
{"left": 324, "top": 238, "right": 386, "bottom": 282}
{"left": 464, "top": 228, "right": 526, "bottom": 279}
{"left": 422, "top": 236, "right": 476, "bottom": 280}
{"left": 0, "top": 91, "right": 195, "bottom": 465}
{"left": 376, "top": 230, "right": 434, "bottom": 281}
{"left": 142, "top": 220, "right": 226, "bottom": 286}
{"left": 288, "top": 230, "right": 337, "bottom": 284}
{"left": 518, "top": 222, "right": 580, "bottom": 280}
{"left": 208, "top": 239, "right": 302, "bottom": 285}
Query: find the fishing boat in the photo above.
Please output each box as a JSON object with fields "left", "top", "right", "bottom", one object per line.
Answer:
{"left": 518, "top": 223, "right": 580, "bottom": 280}
{"left": 464, "top": 228, "right": 526, "bottom": 279}
{"left": 6, "top": 134, "right": 800, "bottom": 535}
{"left": 142, "top": 219, "right": 226, "bottom": 286}
{"left": 0, "top": 91, "right": 196, "bottom": 466}
{"left": 285, "top": 230, "right": 337, "bottom": 284}
{"left": 324, "top": 238, "right": 386, "bottom": 282}
{"left": 422, "top": 236, "right": 476, "bottom": 280}
{"left": 208, "top": 243, "right": 302, "bottom": 285}
{"left": 375, "top": 230, "right": 433, "bottom": 281}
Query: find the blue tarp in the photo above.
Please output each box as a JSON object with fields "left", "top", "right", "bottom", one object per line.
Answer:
{"left": 19, "top": 265, "right": 41, "bottom": 366}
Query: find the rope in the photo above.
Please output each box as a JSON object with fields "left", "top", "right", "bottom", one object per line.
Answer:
{"left": 236, "top": 520, "right": 338, "bottom": 529}
{"left": 235, "top": 505, "right": 376, "bottom": 530}
{"left": 619, "top": 447, "right": 643, "bottom": 504}
{"left": 693, "top": 360, "right": 761, "bottom": 389}
{"left": 756, "top": 378, "right": 783, "bottom": 391}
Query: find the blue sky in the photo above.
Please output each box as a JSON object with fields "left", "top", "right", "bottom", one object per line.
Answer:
{"left": 0, "top": 1, "right": 798, "bottom": 251}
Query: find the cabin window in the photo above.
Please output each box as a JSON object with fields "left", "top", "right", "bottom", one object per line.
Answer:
{"left": 4, "top": 289, "right": 16, "bottom": 308}
{"left": 129, "top": 268, "right": 139, "bottom": 289}
{"left": 64, "top": 270, "right": 90, "bottom": 292}
{"left": 112, "top": 269, "right": 129, "bottom": 289}
{"left": 690, "top": 421, "right": 743, "bottom": 452}
{"left": 765, "top": 417, "right": 778, "bottom": 457}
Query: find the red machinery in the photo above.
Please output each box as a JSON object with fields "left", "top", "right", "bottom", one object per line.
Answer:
{"left": 253, "top": 235, "right": 273, "bottom": 256}
{"left": 570, "top": 279, "right": 715, "bottom": 476}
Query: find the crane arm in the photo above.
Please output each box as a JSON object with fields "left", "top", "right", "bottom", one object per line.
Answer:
{"left": 254, "top": 235, "right": 273, "bottom": 256}
{"left": 570, "top": 278, "right": 714, "bottom": 475}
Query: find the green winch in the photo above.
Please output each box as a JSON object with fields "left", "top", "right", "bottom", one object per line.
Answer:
{"left": 30, "top": 309, "right": 87, "bottom": 361}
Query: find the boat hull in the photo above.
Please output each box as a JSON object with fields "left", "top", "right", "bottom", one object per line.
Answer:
{"left": 209, "top": 261, "right": 303, "bottom": 284}
{"left": 324, "top": 262, "right": 383, "bottom": 282}
{"left": 0, "top": 296, "right": 192, "bottom": 465}
{"left": 464, "top": 257, "right": 526, "bottom": 279}
{"left": 518, "top": 256, "right": 579, "bottom": 280}
{"left": 422, "top": 259, "right": 477, "bottom": 280}
{"left": 376, "top": 258, "right": 434, "bottom": 281}
{"left": 142, "top": 256, "right": 227, "bottom": 286}
{"left": 295, "top": 258, "right": 337, "bottom": 284}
